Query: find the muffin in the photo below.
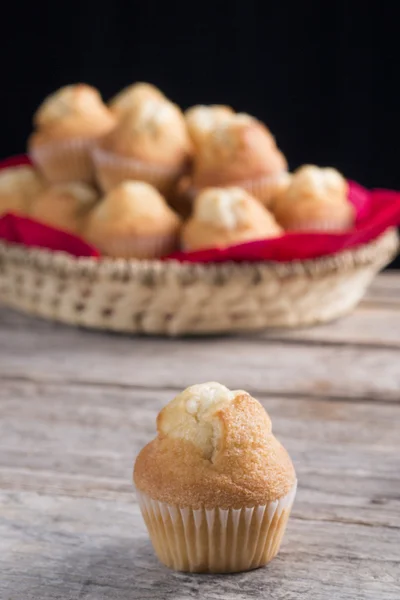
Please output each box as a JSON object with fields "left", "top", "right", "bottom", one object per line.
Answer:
{"left": 271, "top": 164, "right": 354, "bottom": 231}
{"left": 28, "top": 84, "right": 116, "bottom": 184}
{"left": 84, "top": 180, "right": 181, "bottom": 258}
{"left": 30, "top": 182, "right": 99, "bottom": 235}
{"left": 168, "top": 105, "right": 237, "bottom": 217}
{"left": 134, "top": 382, "right": 297, "bottom": 573}
{"left": 189, "top": 113, "right": 289, "bottom": 207}
{"left": 0, "top": 165, "right": 46, "bottom": 217}
{"left": 92, "top": 97, "right": 192, "bottom": 194}
{"left": 185, "top": 104, "right": 235, "bottom": 148}
{"left": 108, "top": 82, "right": 165, "bottom": 118}
{"left": 182, "top": 187, "right": 282, "bottom": 251}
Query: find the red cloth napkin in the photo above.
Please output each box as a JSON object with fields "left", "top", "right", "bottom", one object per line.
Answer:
{"left": 1, "top": 155, "right": 399, "bottom": 262}
{"left": 0, "top": 213, "right": 100, "bottom": 257}
{"left": 0, "top": 154, "right": 32, "bottom": 169}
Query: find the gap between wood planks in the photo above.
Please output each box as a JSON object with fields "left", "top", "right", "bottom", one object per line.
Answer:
{"left": 1, "top": 373, "right": 399, "bottom": 406}
{"left": 291, "top": 514, "right": 400, "bottom": 532}
{"left": 0, "top": 373, "right": 399, "bottom": 407}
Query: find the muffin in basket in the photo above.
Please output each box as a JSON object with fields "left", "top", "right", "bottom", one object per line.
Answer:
{"left": 134, "top": 382, "right": 297, "bottom": 573}
{"left": 185, "top": 104, "right": 235, "bottom": 147}
{"left": 190, "top": 113, "right": 290, "bottom": 206}
{"left": 30, "top": 182, "right": 99, "bottom": 235}
{"left": 84, "top": 180, "right": 181, "bottom": 258}
{"left": 28, "top": 84, "right": 116, "bottom": 184}
{"left": 182, "top": 186, "right": 282, "bottom": 251}
{"left": 92, "top": 96, "right": 192, "bottom": 194}
{"left": 170, "top": 104, "right": 237, "bottom": 217}
{"left": 108, "top": 82, "right": 165, "bottom": 118}
{"left": 0, "top": 165, "right": 46, "bottom": 217}
{"left": 271, "top": 164, "right": 355, "bottom": 231}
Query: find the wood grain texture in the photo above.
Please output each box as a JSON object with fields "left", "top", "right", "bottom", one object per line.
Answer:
{"left": 1, "top": 272, "right": 400, "bottom": 599}
{"left": 1, "top": 312, "right": 400, "bottom": 402}
{"left": 261, "top": 306, "right": 400, "bottom": 348}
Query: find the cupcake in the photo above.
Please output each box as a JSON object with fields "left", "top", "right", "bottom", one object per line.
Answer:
{"left": 185, "top": 104, "right": 235, "bottom": 147}
{"left": 271, "top": 164, "right": 354, "bottom": 231}
{"left": 92, "top": 97, "right": 192, "bottom": 194}
{"left": 84, "top": 180, "right": 181, "bottom": 258}
{"left": 28, "top": 84, "right": 116, "bottom": 184}
{"left": 134, "top": 382, "right": 297, "bottom": 573}
{"left": 108, "top": 82, "right": 165, "bottom": 118}
{"left": 169, "top": 105, "right": 237, "bottom": 218}
{"left": 190, "top": 113, "right": 289, "bottom": 207}
{"left": 0, "top": 165, "right": 46, "bottom": 217}
{"left": 182, "top": 187, "right": 282, "bottom": 251}
{"left": 30, "top": 182, "right": 99, "bottom": 235}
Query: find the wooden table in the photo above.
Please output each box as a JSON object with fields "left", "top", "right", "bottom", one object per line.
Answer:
{"left": 1, "top": 272, "right": 400, "bottom": 600}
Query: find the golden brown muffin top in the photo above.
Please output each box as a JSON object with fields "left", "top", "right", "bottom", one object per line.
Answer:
{"left": 182, "top": 187, "right": 282, "bottom": 250}
{"left": 31, "top": 84, "right": 116, "bottom": 143}
{"left": 30, "top": 182, "right": 99, "bottom": 234}
{"left": 108, "top": 82, "right": 165, "bottom": 118}
{"left": 0, "top": 165, "right": 46, "bottom": 216}
{"left": 134, "top": 382, "right": 296, "bottom": 508}
{"left": 185, "top": 104, "right": 235, "bottom": 147}
{"left": 0, "top": 165, "right": 46, "bottom": 198}
{"left": 101, "top": 98, "right": 192, "bottom": 167}
{"left": 272, "top": 165, "right": 354, "bottom": 230}
{"left": 192, "top": 114, "right": 287, "bottom": 187}
{"left": 85, "top": 180, "right": 181, "bottom": 241}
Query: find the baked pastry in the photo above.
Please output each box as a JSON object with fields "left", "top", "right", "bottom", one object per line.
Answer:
{"left": 185, "top": 104, "right": 235, "bottom": 147}
{"left": 182, "top": 187, "right": 282, "bottom": 251}
{"left": 271, "top": 164, "right": 354, "bottom": 231}
{"left": 108, "top": 82, "right": 165, "bottom": 118}
{"left": 28, "top": 84, "right": 115, "bottom": 184}
{"left": 168, "top": 105, "right": 236, "bottom": 217}
{"left": 190, "top": 113, "right": 289, "bottom": 206}
{"left": 134, "top": 382, "right": 297, "bottom": 573}
{"left": 30, "top": 182, "right": 99, "bottom": 235}
{"left": 84, "top": 180, "right": 181, "bottom": 258}
{"left": 92, "top": 97, "right": 192, "bottom": 194}
{"left": 0, "top": 165, "right": 46, "bottom": 217}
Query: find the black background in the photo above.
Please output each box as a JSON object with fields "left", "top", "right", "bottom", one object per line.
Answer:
{"left": 1, "top": 2, "right": 400, "bottom": 263}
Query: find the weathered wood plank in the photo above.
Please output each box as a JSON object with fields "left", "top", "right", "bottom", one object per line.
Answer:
{"left": 1, "top": 315, "right": 400, "bottom": 402}
{"left": 1, "top": 492, "right": 399, "bottom": 600}
{"left": 2, "top": 302, "right": 400, "bottom": 349}
{"left": 366, "top": 271, "right": 400, "bottom": 292}
{"left": 363, "top": 272, "right": 400, "bottom": 308}
{"left": 260, "top": 305, "right": 400, "bottom": 348}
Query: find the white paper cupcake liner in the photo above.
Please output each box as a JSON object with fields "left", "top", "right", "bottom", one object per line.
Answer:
{"left": 136, "top": 480, "right": 297, "bottom": 573}
{"left": 98, "top": 231, "right": 179, "bottom": 259}
{"left": 30, "top": 138, "right": 95, "bottom": 184}
{"left": 92, "top": 146, "right": 185, "bottom": 195}
{"left": 235, "top": 171, "right": 291, "bottom": 207}
{"left": 284, "top": 219, "right": 353, "bottom": 232}
{"left": 181, "top": 171, "right": 291, "bottom": 212}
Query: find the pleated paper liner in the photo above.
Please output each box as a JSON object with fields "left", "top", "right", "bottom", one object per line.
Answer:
{"left": 92, "top": 146, "right": 186, "bottom": 195}
{"left": 95, "top": 231, "right": 179, "bottom": 259}
{"left": 173, "top": 170, "right": 291, "bottom": 218}
{"left": 136, "top": 481, "right": 297, "bottom": 573}
{"left": 30, "top": 138, "right": 95, "bottom": 184}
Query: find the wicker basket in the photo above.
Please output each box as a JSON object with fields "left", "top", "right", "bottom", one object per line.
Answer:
{"left": 0, "top": 228, "right": 397, "bottom": 336}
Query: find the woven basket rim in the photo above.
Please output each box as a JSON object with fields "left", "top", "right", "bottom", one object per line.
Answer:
{"left": 0, "top": 228, "right": 398, "bottom": 282}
